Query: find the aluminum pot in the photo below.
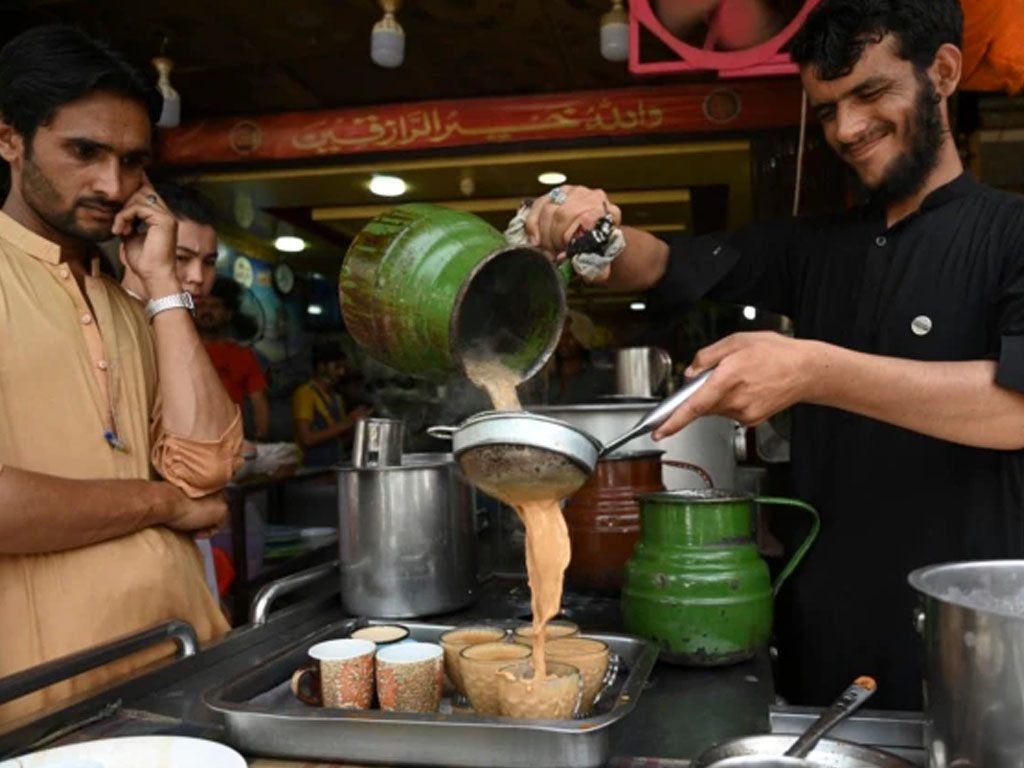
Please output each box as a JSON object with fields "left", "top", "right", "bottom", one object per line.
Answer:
{"left": 908, "top": 560, "right": 1024, "bottom": 768}
{"left": 533, "top": 403, "right": 741, "bottom": 490}
{"left": 337, "top": 453, "right": 477, "bottom": 618}
{"left": 693, "top": 735, "right": 915, "bottom": 768}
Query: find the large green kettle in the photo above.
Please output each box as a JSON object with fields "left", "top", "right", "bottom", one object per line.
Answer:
{"left": 340, "top": 203, "right": 566, "bottom": 380}
{"left": 622, "top": 489, "right": 819, "bottom": 666}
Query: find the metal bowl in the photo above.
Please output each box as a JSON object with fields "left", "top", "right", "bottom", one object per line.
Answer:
{"left": 693, "top": 735, "right": 917, "bottom": 768}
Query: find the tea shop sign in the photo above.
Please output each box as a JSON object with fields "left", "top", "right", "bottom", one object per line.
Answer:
{"left": 158, "top": 81, "right": 803, "bottom": 165}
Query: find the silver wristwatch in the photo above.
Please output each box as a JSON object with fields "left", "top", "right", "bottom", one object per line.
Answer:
{"left": 144, "top": 292, "right": 195, "bottom": 321}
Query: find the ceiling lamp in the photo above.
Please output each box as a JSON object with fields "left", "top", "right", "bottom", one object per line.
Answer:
{"left": 537, "top": 171, "right": 568, "bottom": 185}
{"left": 274, "top": 235, "right": 306, "bottom": 253}
{"left": 600, "top": 0, "right": 630, "bottom": 62}
{"left": 371, "top": 0, "right": 405, "bottom": 69}
{"left": 369, "top": 174, "right": 407, "bottom": 197}
{"left": 152, "top": 55, "right": 181, "bottom": 128}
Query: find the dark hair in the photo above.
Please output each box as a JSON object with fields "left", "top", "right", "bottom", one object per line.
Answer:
{"left": 153, "top": 181, "right": 216, "bottom": 227}
{"left": 312, "top": 340, "right": 347, "bottom": 368}
{"left": 210, "top": 276, "right": 242, "bottom": 313}
{"left": 790, "top": 0, "right": 963, "bottom": 80}
{"left": 0, "top": 25, "right": 161, "bottom": 148}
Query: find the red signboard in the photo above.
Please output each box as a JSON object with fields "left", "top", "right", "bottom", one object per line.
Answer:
{"left": 158, "top": 81, "right": 804, "bottom": 166}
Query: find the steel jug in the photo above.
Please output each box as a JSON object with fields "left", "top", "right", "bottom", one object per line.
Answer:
{"left": 622, "top": 489, "right": 819, "bottom": 665}
{"left": 340, "top": 203, "right": 566, "bottom": 380}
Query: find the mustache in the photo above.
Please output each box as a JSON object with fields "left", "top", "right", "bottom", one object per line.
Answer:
{"left": 76, "top": 197, "right": 122, "bottom": 212}
{"left": 840, "top": 125, "right": 892, "bottom": 156}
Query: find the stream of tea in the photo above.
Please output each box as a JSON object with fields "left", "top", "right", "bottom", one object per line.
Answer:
{"left": 464, "top": 357, "right": 571, "bottom": 680}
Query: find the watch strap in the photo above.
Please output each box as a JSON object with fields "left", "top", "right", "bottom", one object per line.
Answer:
{"left": 145, "top": 292, "right": 195, "bottom": 321}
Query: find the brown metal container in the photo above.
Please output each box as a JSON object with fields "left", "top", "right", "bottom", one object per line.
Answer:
{"left": 564, "top": 451, "right": 713, "bottom": 593}
{"left": 563, "top": 450, "right": 663, "bottom": 593}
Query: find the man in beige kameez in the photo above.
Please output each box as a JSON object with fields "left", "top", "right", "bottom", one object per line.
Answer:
{"left": 0, "top": 26, "right": 242, "bottom": 724}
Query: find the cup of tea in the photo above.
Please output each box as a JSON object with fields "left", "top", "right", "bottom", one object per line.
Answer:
{"left": 350, "top": 624, "right": 411, "bottom": 646}
{"left": 439, "top": 625, "right": 508, "bottom": 695}
{"left": 290, "top": 638, "right": 376, "bottom": 709}
{"left": 512, "top": 619, "right": 580, "bottom": 642}
{"left": 375, "top": 642, "right": 445, "bottom": 713}
{"left": 496, "top": 660, "right": 582, "bottom": 720}
{"left": 459, "top": 641, "right": 532, "bottom": 715}
{"left": 544, "top": 637, "right": 612, "bottom": 713}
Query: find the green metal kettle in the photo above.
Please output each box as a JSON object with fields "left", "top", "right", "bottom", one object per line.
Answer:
{"left": 340, "top": 203, "right": 566, "bottom": 380}
{"left": 622, "top": 489, "right": 820, "bottom": 666}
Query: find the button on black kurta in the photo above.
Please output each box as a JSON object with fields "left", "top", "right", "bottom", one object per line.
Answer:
{"left": 649, "top": 174, "right": 1024, "bottom": 709}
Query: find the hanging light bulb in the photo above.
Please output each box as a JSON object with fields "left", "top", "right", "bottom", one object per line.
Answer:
{"left": 371, "top": 0, "right": 405, "bottom": 69}
{"left": 152, "top": 55, "right": 181, "bottom": 128}
{"left": 600, "top": 0, "right": 629, "bottom": 62}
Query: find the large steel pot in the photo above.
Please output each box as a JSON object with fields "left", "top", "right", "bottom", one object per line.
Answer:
{"left": 908, "top": 560, "right": 1024, "bottom": 768}
{"left": 534, "top": 403, "right": 741, "bottom": 490}
{"left": 337, "top": 453, "right": 477, "bottom": 618}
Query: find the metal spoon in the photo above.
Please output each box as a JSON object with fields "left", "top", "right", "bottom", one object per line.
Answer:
{"left": 599, "top": 368, "right": 715, "bottom": 457}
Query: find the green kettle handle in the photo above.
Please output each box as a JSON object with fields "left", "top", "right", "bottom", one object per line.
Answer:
{"left": 754, "top": 496, "right": 821, "bottom": 597}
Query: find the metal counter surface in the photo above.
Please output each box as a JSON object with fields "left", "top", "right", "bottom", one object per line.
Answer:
{"left": 0, "top": 577, "right": 774, "bottom": 763}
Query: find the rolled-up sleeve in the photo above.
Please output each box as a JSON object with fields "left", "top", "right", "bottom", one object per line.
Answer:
{"left": 151, "top": 405, "right": 244, "bottom": 498}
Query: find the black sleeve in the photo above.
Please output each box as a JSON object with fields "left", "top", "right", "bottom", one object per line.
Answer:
{"left": 647, "top": 218, "right": 804, "bottom": 318}
{"left": 994, "top": 218, "right": 1024, "bottom": 393}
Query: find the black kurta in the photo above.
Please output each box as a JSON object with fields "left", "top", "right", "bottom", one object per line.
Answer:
{"left": 649, "top": 173, "right": 1024, "bottom": 709}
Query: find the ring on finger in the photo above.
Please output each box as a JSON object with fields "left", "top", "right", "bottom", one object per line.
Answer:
{"left": 548, "top": 187, "right": 568, "bottom": 206}
{"left": 144, "top": 193, "right": 158, "bottom": 206}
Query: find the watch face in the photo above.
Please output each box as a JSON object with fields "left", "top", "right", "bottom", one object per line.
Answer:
{"left": 274, "top": 263, "right": 295, "bottom": 294}
{"left": 232, "top": 256, "right": 254, "bottom": 288}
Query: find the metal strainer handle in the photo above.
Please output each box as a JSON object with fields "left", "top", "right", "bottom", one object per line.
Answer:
{"left": 426, "top": 425, "right": 456, "bottom": 440}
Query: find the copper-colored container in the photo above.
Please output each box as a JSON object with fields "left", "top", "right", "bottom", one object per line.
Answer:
{"left": 564, "top": 451, "right": 711, "bottom": 593}
{"left": 563, "top": 450, "right": 665, "bottom": 593}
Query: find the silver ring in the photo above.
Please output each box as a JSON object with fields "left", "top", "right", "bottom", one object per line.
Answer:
{"left": 548, "top": 187, "right": 568, "bottom": 205}
{"left": 144, "top": 193, "right": 158, "bottom": 206}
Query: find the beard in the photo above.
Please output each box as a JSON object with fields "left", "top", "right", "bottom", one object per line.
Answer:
{"left": 864, "top": 73, "right": 945, "bottom": 209}
{"left": 21, "top": 154, "right": 120, "bottom": 243}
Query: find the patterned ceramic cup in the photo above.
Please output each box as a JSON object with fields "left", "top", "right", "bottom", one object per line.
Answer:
{"left": 544, "top": 637, "right": 611, "bottom": 713}
{"left": 496, "top": 661, "right": 581, "bottom": 720}
{"left": 459, "top": 641, "right": 532, "bottom": 715}
{"left": 439, "top": 625, "right": 508, "bottom": 695}
{"left": 512, "top": 620, "right": 580, "bottom": 642}
{"left": 375, "top": 642, "right": 445, "bottom": 713}
{"left": 290, "top": 638, "right": 376, "bottom": 709}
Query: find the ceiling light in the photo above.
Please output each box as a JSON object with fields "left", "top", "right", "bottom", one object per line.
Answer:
{"left": 743, "top": 306, "right": 757, "bottom": 320}
{"left": 371, "top": 0, "right": 405, "bottom": 68}
{"left": 152, "top": 56, "right": 180, "bottom": 128}
{"left": 307, "top": 304, "right": 324, "bottom": 316}
{"left": 630, "top": 301, "right": 646, "bottom": 312}
{"left": 274, "top": 236, "right": 306, "bottom": 253}
{"left": 369, "top": 174, "right": 407, "bottom": 197}
{"left": 600, "top": 0, "right": 629, "bottom": 63}
{"left": 538, "top": 171, "right": 568, "bottom": 185}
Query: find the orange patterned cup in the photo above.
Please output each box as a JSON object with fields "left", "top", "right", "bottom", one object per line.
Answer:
{"left": 290, "top": 638, "right": 376, "bottom": 709}
{"left": 376, "top": 642, "right": 444, "bottom": 713}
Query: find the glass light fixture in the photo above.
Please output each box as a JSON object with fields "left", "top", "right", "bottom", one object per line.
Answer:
{"left": 537, "top": 171, "right": 568, "bottom": 185}
{"left": 630, "top": 301, "right": 647, "bottom": 311}
{"left": 274, "top": 235, "right": 306, "bottom": 253}
{"left": 152, "top": 56, "right": 181, "bottom": 128}
{"left": 371, "top": 0, "right": 405, "bottom": 69}
{"left": 600, "top": 0, "right": 629, "bottom": 62}
{"left": 369, "top": 174, "right": 407, "bottom": 197}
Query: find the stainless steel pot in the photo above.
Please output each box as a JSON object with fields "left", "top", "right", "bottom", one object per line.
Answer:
{"left": 693, "top": 735, "right": 915, "bottom": 768}
{"left": 908, "top": 560, "right": 1024, "bottom": 768}
{"left": 337, "top": 453, "right": 477, "bottom": 618}
{"left": 533, "top": 403, "right": 741, "bottom": 490}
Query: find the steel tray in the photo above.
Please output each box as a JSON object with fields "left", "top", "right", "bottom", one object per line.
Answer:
{"left": 203, "top": 619, "right": 658, "bottom": 768}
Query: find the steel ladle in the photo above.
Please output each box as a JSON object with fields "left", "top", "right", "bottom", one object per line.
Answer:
{"left": 696, "top": 676, "right": 878, "bottom": 768}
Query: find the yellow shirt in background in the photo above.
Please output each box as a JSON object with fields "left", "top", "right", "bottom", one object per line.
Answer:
{"left": 0, "top": 212, "right": 242, "bottom": 724}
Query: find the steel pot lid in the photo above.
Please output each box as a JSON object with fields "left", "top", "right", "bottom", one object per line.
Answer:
{"left": 908, "top": 559, "right": 1024, "bottom": 620}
